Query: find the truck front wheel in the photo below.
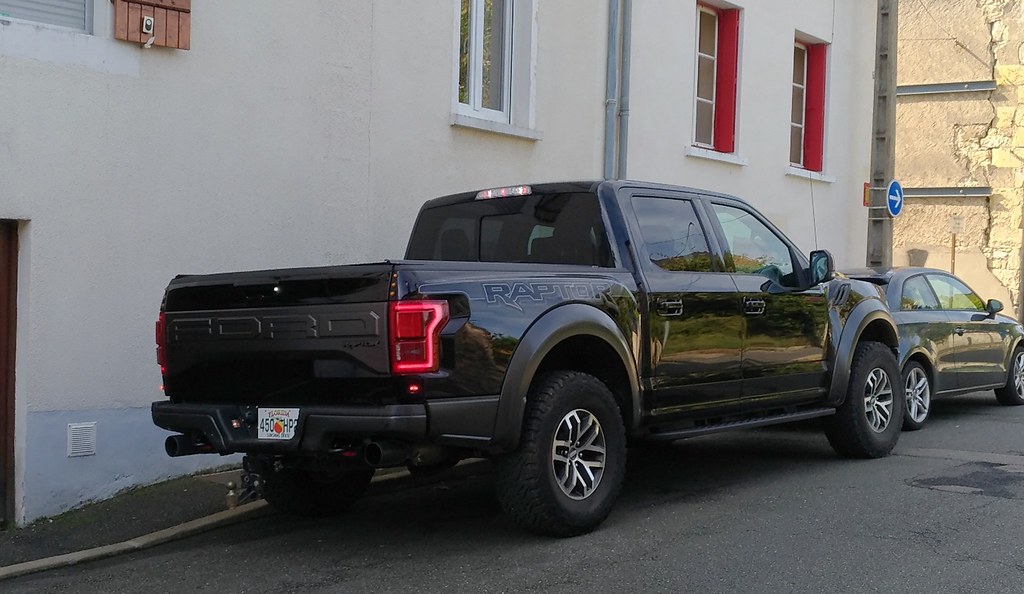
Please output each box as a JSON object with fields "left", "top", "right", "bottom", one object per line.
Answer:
{"left": 263, "top": 465, "right": 374, "bottom": 517}
{"left": 494, "top": 371, "right": 627, "bottom": 537}
{"left": 825, "top": 341, "right": 903, "bottom": 458}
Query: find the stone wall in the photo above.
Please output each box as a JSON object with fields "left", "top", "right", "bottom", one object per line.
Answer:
{"left": 895, "top": 0, "right": 1024, "bottom": 315}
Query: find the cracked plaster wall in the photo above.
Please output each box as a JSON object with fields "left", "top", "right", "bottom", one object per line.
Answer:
{"left": 895, "top": 0, "right": 1024, "bottom": 315}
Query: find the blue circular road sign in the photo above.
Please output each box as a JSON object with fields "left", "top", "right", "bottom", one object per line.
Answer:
{"left": 887, "top": 180, "right": 904, "bottom": 217}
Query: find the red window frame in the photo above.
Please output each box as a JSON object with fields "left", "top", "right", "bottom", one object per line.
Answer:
{"left": 694, "top": 4, "right": 740, "bottom": 153}
{"left": 793, "top": 41, "right": 827, "bottom": 172}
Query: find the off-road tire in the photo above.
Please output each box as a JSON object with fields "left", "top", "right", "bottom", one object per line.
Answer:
{"left": 825, "top": 341, "right": 903, "bottom": 458}
{"left": 494, "top": 371, "right": 627, "bottom": 537}
{"left": 263, "top": 466, "right": 374, "bottom": 517}
{"left": 995, "top": 347, "right": 1024, "bottom": 406}
{"left": 902, "top": 361, "right": 931, "bottom": 431}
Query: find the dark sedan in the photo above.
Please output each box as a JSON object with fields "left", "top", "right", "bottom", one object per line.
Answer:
{"left": 843, "top": 268, "right": 1024, "bottom": 430}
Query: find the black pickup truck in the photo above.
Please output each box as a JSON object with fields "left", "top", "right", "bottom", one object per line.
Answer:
{"left": 153, "top": 180, "right": 903, "bottom": 536}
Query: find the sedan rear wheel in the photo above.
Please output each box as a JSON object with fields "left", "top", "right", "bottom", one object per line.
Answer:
{"left": 902, "top": 361, "right": 931, "bottom": 431}
{"left": 995, "top": 347, "right": 1024, "bottom": 406}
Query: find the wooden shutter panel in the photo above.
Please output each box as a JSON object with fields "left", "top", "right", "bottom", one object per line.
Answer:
{"left": 0, "top": 0, "right": 88, "bottom": 31}
{"left": 113, "top": 0, "right": 190, "bottom": 50}
{"left": 713, "top": 8, "right": 740, "bottom": 154}
{"left": 803, "top": 43, "right": 828, "bottom": 172}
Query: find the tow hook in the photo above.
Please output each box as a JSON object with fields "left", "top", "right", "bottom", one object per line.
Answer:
{"left": 234, "top": 456, "right": 266, "bottom": 507}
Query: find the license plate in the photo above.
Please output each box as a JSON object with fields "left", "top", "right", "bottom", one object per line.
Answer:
{"left": 257, "top": 408, "right": 299, "bottom": 440}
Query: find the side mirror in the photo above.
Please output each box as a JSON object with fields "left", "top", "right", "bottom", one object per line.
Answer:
{"left": 809, "top": 250, "right": 835, "bottom": 285}
{"left": 987, "top": 299, "right": 1004, "bottom": 317}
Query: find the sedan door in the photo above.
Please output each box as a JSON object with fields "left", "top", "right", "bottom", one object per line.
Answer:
{"left": 926, "top": 273, "right": 1007, "bottom": 389}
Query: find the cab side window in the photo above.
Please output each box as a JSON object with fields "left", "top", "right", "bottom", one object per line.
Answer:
{"left": 901, "top": 275, "right": 941, "bottom": 310}
{"left": 710, "top": 203, "right": 797, "bottom": 286}
{"left": 926, "top": 274, "right": 985, "bottom": 311}
{"left": 632, "top": 197, "right": 714, "bottom": 272}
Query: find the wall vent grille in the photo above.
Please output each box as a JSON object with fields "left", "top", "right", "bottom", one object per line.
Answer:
{"left": 67, "top": 422, "right": 97, "bottom": 457}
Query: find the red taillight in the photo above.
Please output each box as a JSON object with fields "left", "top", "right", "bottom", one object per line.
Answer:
{"left": 389, "top": 300, "right": 449, "bottom": 374}
{"left": 156, "top": 312, "right": 167, "bottom": 376}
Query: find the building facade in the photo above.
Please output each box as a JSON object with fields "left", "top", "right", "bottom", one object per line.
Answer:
{"left": 0, "top": 0, "right": 876, "bottom": 525}
{"left": 895, "top": 0, "right": 1022, "bottom": 313}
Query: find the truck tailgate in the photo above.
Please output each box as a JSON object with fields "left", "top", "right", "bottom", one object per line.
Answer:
{"left": 161, "top": 263, "right": 394, "bottom": 403}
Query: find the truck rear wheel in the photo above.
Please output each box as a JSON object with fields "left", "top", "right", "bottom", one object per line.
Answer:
{"left": 825, "top": 341, "right": 903, "bottom": 458}
{"left": 494, "top": 371, "right": 626, "bottom": 537}
{"left": 263, "top": 466, "right": 374, "bottom": 517}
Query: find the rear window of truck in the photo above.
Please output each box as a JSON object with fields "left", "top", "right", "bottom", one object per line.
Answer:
{"left": 406, "top": 192, "right": 614, "bottom": 267}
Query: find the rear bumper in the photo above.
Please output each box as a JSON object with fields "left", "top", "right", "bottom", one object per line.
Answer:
{"left": 152, "top": 401, "right": 428, "bottom": 454}
{"left": 151, "top": 394, "right": 503, "bottom": 454}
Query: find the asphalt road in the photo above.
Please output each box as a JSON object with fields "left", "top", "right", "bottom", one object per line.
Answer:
{"left": 9, "top": 392, "right": 1024, "bottom": 593}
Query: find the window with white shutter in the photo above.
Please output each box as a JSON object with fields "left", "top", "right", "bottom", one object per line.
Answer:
{"left": 0, "top": 0, "right": 90, "bottom": 32}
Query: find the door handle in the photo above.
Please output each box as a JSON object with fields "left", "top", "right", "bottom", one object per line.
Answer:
{"left": 744, "top": 298, "right": 766, "bottom": 316}
{"left": 656, "top": 299, "right": 684, "bottom": 317}
{"left": 954, "top": 327, "right": 966, "bottom": 336}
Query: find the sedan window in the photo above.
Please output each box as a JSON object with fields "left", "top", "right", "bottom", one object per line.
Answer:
{"left": 901, "top": 275, "right": 941, "bottom": 310}
{"left": 926, "top": 274, "right": 985, "bottom": 311}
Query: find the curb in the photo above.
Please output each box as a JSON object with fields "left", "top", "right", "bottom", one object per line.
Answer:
{"left": 0, "top": 459, "right": 491, "bottom": 582}
{"left": 0, "top": 501, "right": 271, "bottom": 581}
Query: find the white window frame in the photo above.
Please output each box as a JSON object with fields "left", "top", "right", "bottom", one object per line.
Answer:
{"left": 452, "top": 0, "right": 539, "bottom": 139}
{"left": 693, "top": 6, "right": 718, "bottom": 149}
{"left": 457, "top": 0, "right": 513, "bottom": 124}
{"left": 791, "top": 42, "right": 808, "bottom": 167}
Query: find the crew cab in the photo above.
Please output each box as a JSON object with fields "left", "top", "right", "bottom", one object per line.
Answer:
{"left": 153, "top": 180, "right": 903, "bottom": 536}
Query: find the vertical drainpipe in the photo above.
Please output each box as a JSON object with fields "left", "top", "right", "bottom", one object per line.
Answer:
{"left": 603, "top": 0, "right": 620, "bottom": 180}
{"left": 616, "top": 0, "right": 633, "bottom": 181}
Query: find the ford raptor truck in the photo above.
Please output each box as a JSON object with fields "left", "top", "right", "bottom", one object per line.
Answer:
{"left": 152, "top": 180, "right": 903, "bottom": 536}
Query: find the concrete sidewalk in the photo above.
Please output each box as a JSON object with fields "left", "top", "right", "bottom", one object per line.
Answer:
{"left": 0, "top": 460, "right": 489, "bottom": 581}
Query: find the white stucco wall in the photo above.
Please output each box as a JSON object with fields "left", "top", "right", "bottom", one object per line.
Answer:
{"left": 627, "top": 0, "right": 876, "bottom": 267}
{"left": 0, "top": 0, "right": 610, "bottom": 523}
{"left": 0, "top": 0, "right": 875, "bottom": 523}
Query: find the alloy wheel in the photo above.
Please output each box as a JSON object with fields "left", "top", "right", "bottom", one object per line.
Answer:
{"left": 864, "top": 368, "right": 894, "bottom": 433}
{"left": 551, "top": 409, "right": 606, "bottom": 500}
{"left": 1014, "top": 351, "right": 1024, "bottom": 399}
{"left": 905, "top": 367, "right": 930, "bottom": 424}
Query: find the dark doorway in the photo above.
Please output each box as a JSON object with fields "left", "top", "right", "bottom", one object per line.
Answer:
{"left": 0, "top": 220, "right": 18, "bottom": 529}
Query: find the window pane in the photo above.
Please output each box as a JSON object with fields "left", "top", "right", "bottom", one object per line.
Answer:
{"left": 712, "top": 204, "right": 796, "bottom": 285}
{"left": 791, "top": 86, "right": 805, "bottom": 125}
{"left": 926, "top": 275, "right": 986, "bottom": 311}
{"left": 459, "top": 0, "right": 471, "bottom": 105}
{"left": 633, "top": 197, "right": 713, "bottom": 272}
{"left": 790, "top": 125, "right": 803, "bottom": 165}
{"left": 901, "top": 275, "right": 941, "bottom": 310}
{"left": 695, "top": 100, "right": 714, "bottom": 146}
{"left": 698, "top": 10, "right": 718, "bottom": 56}
{"left": 700, "top": 10, "right": 716, "bottom": 56}
{"left": 481, "top": 0, "right": 506, "bottom": 112}
{"left": 407, "top": 192, "right": 613, "bottom": 267}
{"left": 793, "top": 46, "right": 807, "bottom": 85}
{"left": 697, "top": 55, "right": 716, "bottom": 101}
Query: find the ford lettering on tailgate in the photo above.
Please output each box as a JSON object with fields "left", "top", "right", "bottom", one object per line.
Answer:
{"left": 170, "top": 310, "right": 381, "bottom": 342}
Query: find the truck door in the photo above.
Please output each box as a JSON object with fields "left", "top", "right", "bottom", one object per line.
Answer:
{"left": 0, "top": 221, "right": 17, "bottom": 529}
{"left": 624, "top": 194, "right": 744, "bottom": 421}
{"left": 704, "top": 201, "right": 829, "bottom": 407}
